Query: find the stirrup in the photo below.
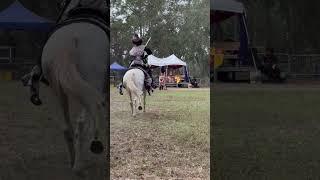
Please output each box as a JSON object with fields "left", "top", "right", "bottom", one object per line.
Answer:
{"left": 146, "top": 85, "right": 152, "bottom": 96}
{"left": 147, "top": 89, "right": 151, "bottom": 96}
{"left": 151, "top": 83, "right": 157, "bottom": 89}
{"left": 118, "top": 84, "right": 123, "bottom": 95}
{"left": 21, "top": 74, "right": 31, "bottom": 87}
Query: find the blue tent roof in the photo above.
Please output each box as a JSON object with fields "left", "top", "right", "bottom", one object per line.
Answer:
{"left": 0, "top": 1, "right": 54, "bottom": 31}
{"left": 110, "top": 62, "right": 127, "bottom": 71}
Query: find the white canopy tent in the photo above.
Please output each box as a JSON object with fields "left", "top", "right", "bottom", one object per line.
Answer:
{"left": 147, "top": 54, "right": 190, "bottom": 84}
{"left": 211, "top": 0, "right": 258, "bottom": 82}
{"left": 148, "top": 54, "right": 186, "bottom": 67}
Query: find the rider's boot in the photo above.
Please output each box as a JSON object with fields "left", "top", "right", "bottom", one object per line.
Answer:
{"left": 145, "top": 77, "right": 152, "bottom": 95}
{"left": 21, "top": 73, "right": 32, "bottom": 86}
{"left": 118, "top": 83, "right": 124, "bottom": 95}
{"left": 21, "top": 65, "right": 43, "bottom": 105}
{"left": 21, "top": 65, "right": 41, "bottom": 85}
{"left": 147, "top": 68, "right": 156, "bottom": 89}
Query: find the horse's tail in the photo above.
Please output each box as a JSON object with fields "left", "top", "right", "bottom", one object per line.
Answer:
{"left": 49, "top": 37, "right": 104, "bottom": 153}
{"left": 126, "top": 71, "right": 143, "bottom": 97}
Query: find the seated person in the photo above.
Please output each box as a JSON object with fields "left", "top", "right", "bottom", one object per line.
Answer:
{"left": 191, "top": 78, "right": 199, "bottom": 88}
{"left": 259, "top": 48, "right": 281, "bottom": 80}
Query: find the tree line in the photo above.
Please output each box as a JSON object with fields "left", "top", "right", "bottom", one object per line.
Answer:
{"left": 240, "top": 0, "right": 320, "bottom": 54}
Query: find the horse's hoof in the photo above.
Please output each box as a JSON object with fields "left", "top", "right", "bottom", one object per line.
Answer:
{"left": 138, "top": 106, "right": 143, "bottom": 110}
{"left": 90, "top": 139, "right": 104, "bottom": 154}
{"left": 31, "top": 95, "right": 42, "bottom": 106}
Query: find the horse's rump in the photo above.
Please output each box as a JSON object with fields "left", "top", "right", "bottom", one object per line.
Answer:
{"left": 42, "top": 22, "right": 108, "bottom": 93}
{"left": 123, "top": 69, "right": 145, "bottom": 96}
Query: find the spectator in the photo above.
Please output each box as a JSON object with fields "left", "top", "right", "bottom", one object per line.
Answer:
{"left": 159, "top": 75, "right": 166, "bottom": 90}
{"left": 191, "top": 78, "right": 199, "bottom": 88}
{"left": 261, "top": 48, "right": 281, "bottom": 80}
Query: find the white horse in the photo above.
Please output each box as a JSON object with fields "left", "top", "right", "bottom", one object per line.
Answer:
{"left": 123, "top": 69, "right": 147, "bottom": 117}
{"left": 41, "top": 0, "right": 108, "bottom": 177}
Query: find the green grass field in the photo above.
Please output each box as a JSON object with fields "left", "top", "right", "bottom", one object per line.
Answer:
{"left": 110, "top": 87, "right": 210, "bottom": 179}
{"left": 213, "top": 84, "right": 320, "bottom": 180}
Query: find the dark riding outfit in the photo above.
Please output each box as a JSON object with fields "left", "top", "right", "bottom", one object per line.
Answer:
{"left": 259, "top": 48, "right": 281, "bottom": 80}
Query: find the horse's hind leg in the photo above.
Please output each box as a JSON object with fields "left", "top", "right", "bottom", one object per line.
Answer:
{"left": 73, "top": 110, "right": 86, "bottom": 172}
{"left": 59, "top": 89, "right": 75, "bottom": 167}
{"left": 143, "top": 91, "right": 146, "bottom": 112}
{"left": 73, "top": 109, "right": 106, "bottom": 179}
{"left": 62, "top": 83, "right": 106, "bottom": 171}
{"left": 135, "top": 91, "right": 143, "bottom": 111}
{"left": 132, "top": 96, "right": 138, "bottom": 117}
{"left": 128, "top": 92, "right": 134, "bottom": 115}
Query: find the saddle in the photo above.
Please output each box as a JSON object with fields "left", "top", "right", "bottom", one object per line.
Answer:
{"left": 128, "top": 64, "right": 149, "bottom": 76}
{"left": 49, "top": 7, "right": 109, "bottom": 39}
{"left": 124, "top": 64, "right": 152, "bottom": 91}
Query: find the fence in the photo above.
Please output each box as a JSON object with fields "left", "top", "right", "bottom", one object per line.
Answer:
{"left": 0, "top": 46, "right": 14, "bottom": 63}
{"left": 257, "top": 53, "right": 320, "bottom": 79}
{"left": 0, "top": 46, "right": 36, "bottom": 80}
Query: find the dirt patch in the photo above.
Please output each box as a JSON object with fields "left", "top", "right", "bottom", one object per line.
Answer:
{"left": 0, "top": 82, "right": 82, "bottom": 180}
{"left": 110, "top": 87, "right": 210, "bottom": 179}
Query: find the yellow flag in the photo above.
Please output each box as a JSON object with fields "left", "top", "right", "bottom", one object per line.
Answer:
{"left": 211, "top": 48, "right": 224, "bottom": 69}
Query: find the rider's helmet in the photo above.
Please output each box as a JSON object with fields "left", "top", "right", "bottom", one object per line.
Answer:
{"left": 132, "top": 33, "right": 143, "bottom": 46}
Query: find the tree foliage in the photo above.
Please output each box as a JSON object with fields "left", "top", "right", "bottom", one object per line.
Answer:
{"left": 240, "top": 0, "right": 320, "bottom": 53}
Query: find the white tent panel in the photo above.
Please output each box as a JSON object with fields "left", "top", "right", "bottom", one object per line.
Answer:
{"left": 211, "top": 0, "right": 244, "bottom": 13}
{"left": 148, "top": 54, "right": 187, "bottom": 67}
{"left": 147, "top": 55, "right": 164, "bottom": 66}
{"left": 162, "top": 54, "right": 187, "bottom": 66}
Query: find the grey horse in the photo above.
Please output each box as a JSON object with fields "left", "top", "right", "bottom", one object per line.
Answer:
{"left": 123, "top": 68, "right": 147, "bottom": 117}
{"left": 24, "top": 0, "right": 109, "bottom": 178}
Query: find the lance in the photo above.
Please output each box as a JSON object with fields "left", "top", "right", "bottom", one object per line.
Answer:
{"left": 145, "top": 37, "right": 151, "bottom": 46}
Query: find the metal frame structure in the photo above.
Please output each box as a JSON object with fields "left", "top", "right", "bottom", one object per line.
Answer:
{"left": 257, "top": 52, "right": 320, "bottom": 79}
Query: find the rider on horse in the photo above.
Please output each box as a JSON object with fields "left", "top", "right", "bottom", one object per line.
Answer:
{"left": 118, "top": 33, "right": 154, "bottom": 95}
